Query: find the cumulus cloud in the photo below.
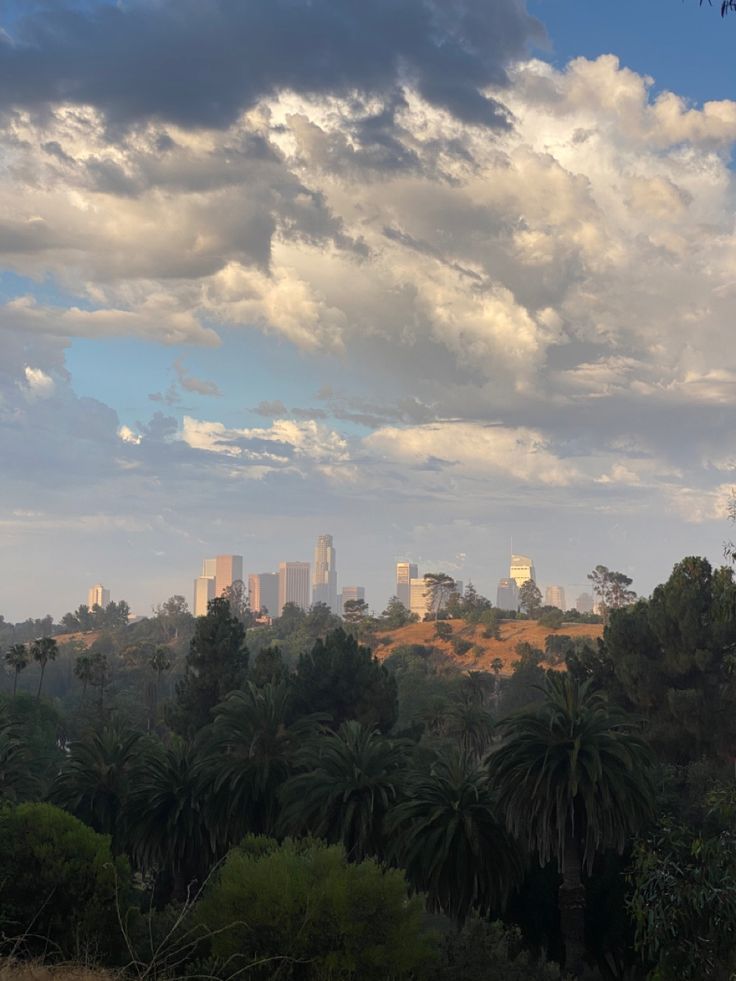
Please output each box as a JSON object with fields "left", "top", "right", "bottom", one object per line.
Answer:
{"left": 23, "top": 366, "right": 55, "bottom": 400}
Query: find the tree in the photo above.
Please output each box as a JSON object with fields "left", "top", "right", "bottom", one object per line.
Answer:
{"left": 604, "top": 557, "right": 736, "bottom": 760}
{"left": 30, "top": 636, "right": 58, "bottom": 701}
{"left": 291, "top": 628, "right": 398, "bottom": 732}
{"left": 518, "top": 580, "right": 542, "bottom": 617}
{"left": 50, "top": 723, "right": 143, "bottom": 850}
{"left": 125, "top": 739, "right": 213, "bottom": 902}
{"left": 221, "top": 579, "right": 253, "bottom": 627}
{"left": 380, "top": 596, "right": 418, "bottom": 629}
{"left": 587, "top": 565, "right": 636, "bottom": 625}
{"left": 628, "top": 820, "right": 736, "bottom": 981}
{"left": 74, "top": 652, "right": 94, "bottom": 703}
{"left": 279, "top": 721, "right": 407, "bottom": 861}
{"left": 388, "top": 751, "right": 523, "bottom": 925}
{"left": 198, "top": 682, "right": 320, "bottom": 842}
{"left": 424, "top": 573, "right": 456, "bottom": 620}
{"left": 435, "top": 620, "right": 453, "bottom": 641}
{"left": 0, "top": 804, "right": 131, "bottom": 961}
{"left": 167, "top": 596, "right": 249, "bottom": 738}
{"left": 4, "top": 643, "right": 28, "bottom": 697}
{"left": 701, "top": 0, "right": 736, "bottom": 16}
{"left": 0, "top": 722, "right": 37, "bottom": 802}
{"left": 489, "top": 673, "right": 655, "bottom": 975}
{"left": 196, "top": 837, "right": 431, "bottom": 981}
{"left": 343, "top": 598, "right": 369, "bottom": 624}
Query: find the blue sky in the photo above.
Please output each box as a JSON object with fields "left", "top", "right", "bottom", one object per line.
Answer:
{"left": 1, "top": 0, "right": 736, "bottom": 619}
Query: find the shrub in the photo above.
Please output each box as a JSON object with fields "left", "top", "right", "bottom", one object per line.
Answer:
{"left": 451, "top": 639, "right": 473, "bottom": 657}
{"left": 196, "top": 837, "right": 432, "bottom": 980}
{"left": 0, "top": 803, "right": 132, "bottom": 962}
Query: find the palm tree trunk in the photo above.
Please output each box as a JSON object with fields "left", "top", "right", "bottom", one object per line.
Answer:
{"left": 36, "top": 662, "right": 46, "bottom": 701}
{"left": 12, "top": 670, "right": 18, "bottom": 698}
{"left": 559, "top": 833, "right": 586, "bottom": 977}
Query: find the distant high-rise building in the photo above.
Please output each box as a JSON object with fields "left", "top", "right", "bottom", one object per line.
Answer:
{"left": 193, "top": 576, "right": 215, "bottom": 616}
{"left": 409, "top": 578, "right": 430, "bottom": 619}
{"left": 496, "top": 578, "right": 519, "bottom": 611}
{"left": 576, "top": 592, "right": 594, "bottom": 614}
{"left": 510, "top": 554, "right": 536, "bottom": 588}
{"left": 215, "top": 555, "right": 243, "bottom": 597}
{"left": 340, "top": 586, "right": 366, "bottom": 614}
{"left": 545, "top": 585, "right": 566, "bottom": 610}
{"left": 278, "top": 562, "right": 311, "bottom": 614}
{"left": 396, "top": 561, "right": 418, "bottom": 609}
{"left": 202, "top": 558, "right": 217, "bottom": 578}
{"left": 87, "top": 584, "right": 110, "bottom": 610}
{"left": 312, "top": 534, "right": 338, "bottom": 612}
{"left": 248, "top": 573, "right": 280, "bottom": 615}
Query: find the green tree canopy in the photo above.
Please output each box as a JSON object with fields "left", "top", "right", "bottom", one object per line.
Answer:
{"left": 291, "top": 628, "right": 398, "bottom": 732}
{"left": 489, "top": 673, "right": 655, "bottom": 974}
{"left": 167, "top": 597, "right": 249, "bottom": 737}
{"left": 0, "top": 803, "right": 131, "bottom": 961}
{"left": 196, "top": 837, "right": 432, "bottom": 981}
{"left": 279, "top": 720, "right": 407, "bottom": 860}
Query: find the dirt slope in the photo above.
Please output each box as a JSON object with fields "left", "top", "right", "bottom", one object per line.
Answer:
{"left": 373, "top": 619, "right": 603, "bottom": 675}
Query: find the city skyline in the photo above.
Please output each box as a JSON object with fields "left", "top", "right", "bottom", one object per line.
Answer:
{"left": 0, "top": 2, "right": 734, "bottom": 621}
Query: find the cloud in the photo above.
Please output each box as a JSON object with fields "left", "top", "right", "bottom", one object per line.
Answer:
{"left": 23, "top": 366, "right": 55, "bottom": 400}
{"left": 174, "top": 359, "right": 221, "bottom": 397}
{"left": 0, "top": 0, "right": 542, "bottom": 129}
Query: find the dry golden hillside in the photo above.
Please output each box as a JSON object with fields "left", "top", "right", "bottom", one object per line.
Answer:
{"left": 372, "top": 619, "right": 603, "bottom": 675}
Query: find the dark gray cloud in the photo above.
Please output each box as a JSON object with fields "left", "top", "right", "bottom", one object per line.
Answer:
{"left": 0, "top": 0, "right": 542, "bottom": 130}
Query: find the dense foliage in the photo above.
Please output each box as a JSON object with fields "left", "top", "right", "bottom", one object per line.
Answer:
{"left": 1, "top": 558, "right": 735, "bottom": 978}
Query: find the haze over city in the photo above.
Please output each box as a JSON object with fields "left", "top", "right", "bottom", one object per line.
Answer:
{"left": 2, "top": 0, "right": 735, "bottom": 620}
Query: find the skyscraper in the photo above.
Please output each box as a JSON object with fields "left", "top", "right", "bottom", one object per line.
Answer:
{"left": 215, "top": 555, "right": 243, "bottom": 597}
{"left": 193, "top": 575, "right": 215, "bottom": 616}
{"left": 409, "top": 578, "right": 429, "bottom": 619}
{"left": 545, "top": 585, "right": 566, "bottom": 610}
{"left": 340, "top": 586, "right": 365, "bottom": 613}
{"left": 312, "top": 534, "right": 338, "bottom": 612}
{"left": 249, "top": 573, "right": 279, "bottom": 615}
{"left": 510, "top": 554, "right": 536, "bottom": 588}
{"left": 576, "top": 592, "right": 594, "bottom": 614}
{"left": 396, "top": 561, "right": 418, "bottom": 609}
{"left": 87, "top": 584, "right": 110, "bottom": 609}
{"left": 496, "top": 578, "right": 519, "bottom": 611}
{"left": 278, "top": 562, "right": 311, "bottom": 614}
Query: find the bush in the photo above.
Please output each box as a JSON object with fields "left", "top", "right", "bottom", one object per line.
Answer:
{"left": 435, "top": 621, "right": 453, "bottom": 641}
{"left": 0, "top": 803, "right": 132, "bottom": 962}
{"left": 429, "top": 918, "right": 562, "bottom": 981}
{"left": 196, "top": 837, "right": 432, "bottom": 980}
{"left": 538, "top": 608, "right": 564, "bottom": 630}
{"left": 451, "top": 639, "right": 473, "bottom": 657}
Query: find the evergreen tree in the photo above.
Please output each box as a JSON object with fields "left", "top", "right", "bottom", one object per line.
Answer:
{"left": 167, "top": 597, "right": 249, "bottom": 737}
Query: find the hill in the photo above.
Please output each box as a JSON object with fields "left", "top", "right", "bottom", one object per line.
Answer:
{"left": 372, "top": 619, "right": 603, "bottom": 675}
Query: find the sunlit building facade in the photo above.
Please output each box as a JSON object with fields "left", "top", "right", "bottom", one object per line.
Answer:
{"left": 278, "top": 561, "right": 311, "bottom": 614}
{"left": 87, "top": 584, "right": 110, "bottom": 609}
{"left": 312, "top": 534, "right": 338, "bottom": 612}
{"left": 396, "top": 561, "right": 418, "bottom": 609}
{"left": 545, "top": 585, "right": 566, "bottom": 610}
{"left": 510, "top": 554, "right": 536, "bottom": 589}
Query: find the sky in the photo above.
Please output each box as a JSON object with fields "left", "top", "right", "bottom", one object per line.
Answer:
{"left": 1, "top": 0, "right": 736, "bottom": 620}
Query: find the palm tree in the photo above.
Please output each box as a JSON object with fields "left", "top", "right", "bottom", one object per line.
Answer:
{"left": 50, "top": 723, "right": 143, "bottom": 851}
{"left": 125, "top": 739, "right": 213, "bottom": 901}
{"left": 30, "top": 636, "right": 58, "bottom": 701}
{"left": 488, "top": 672, "right": 655, "bottom": 975}
{"left": 74, "top": 654, "right": 94, "bottom": 703}
{"left": 197, "top": 682, "right": 321, "bottom": 845}
{"left": 4, "top": 644, "right": 29, "bottom": 697}
{"left": 279, "top": 720, "right": 407, "bottom": 861}
{"left": 0, "top": 722, "right": 38, "bottom": 801}
{"left": 387, "top": 751, "right": 523, "bottom": 925}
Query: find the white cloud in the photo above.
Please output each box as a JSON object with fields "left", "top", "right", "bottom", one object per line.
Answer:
{"left": 23, "top": 366, "right": 55, "bottom": 400}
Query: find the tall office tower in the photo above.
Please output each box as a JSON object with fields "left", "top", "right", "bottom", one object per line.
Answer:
{"left": 396, "top": 561, "right": 418, "bottom": 608}
{"left": 193, "top": 575, "right": 216, "bottom": 616}
{"left": 496, "top": 578, "right": 519, "bottom": 611}
{"left": 278, "top": 562, "right": 311, "bottom": 614}
{"left": 202, "top": 558, "right": 217, "bottom": 578}
{"left": 340, "top": 586, "right": 365, "bottom": 614}
{"left": 545, "top": 585, "right": 566, "bottom": 610}
{"left": 248, "top": 573, "right": 280, "bottom": 615}
{"left": 576, "top": 592, "right": 594, "bottom": 614}
{"left": 409, "top": 578, "right": 430, "bottom": 619}
{"left": 215, "top": 555, "right": 244, "bottom": 597}
{"left": 312, "top": 534, "right": 338, "bottom": 611}
{"left": 87, "top": 584, "right": 111, "bottom": 609}
{"left": 510, "top": 554, "right": 536, "bottom": 588}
